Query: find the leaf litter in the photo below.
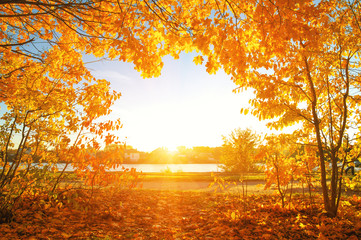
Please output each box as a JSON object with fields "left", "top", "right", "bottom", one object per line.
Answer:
{"left": 0, "top": 189, "right": 361, "bottom": 239}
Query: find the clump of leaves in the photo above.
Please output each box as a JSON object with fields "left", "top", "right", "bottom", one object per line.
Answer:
{"left": 257, "top": 134, "right": 318, "bottom": 208}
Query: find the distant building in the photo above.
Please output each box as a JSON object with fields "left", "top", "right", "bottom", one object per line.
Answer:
{"left": 125, "top": 149, "right": 140, "bottom": 163}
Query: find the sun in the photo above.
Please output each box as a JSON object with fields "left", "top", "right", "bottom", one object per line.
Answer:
{"left": 107, "top": 54, "right": 268, "bottom": 153}
{"left": 119, "top": 92, "right": 268, "bottom": 153}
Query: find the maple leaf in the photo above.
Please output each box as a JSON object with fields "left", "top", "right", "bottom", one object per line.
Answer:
{"left": 193, "top": 55, "right": 204, "bottom": 65}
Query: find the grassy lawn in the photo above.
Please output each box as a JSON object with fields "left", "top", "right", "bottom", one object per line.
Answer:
{"left": 142, "top": 172, "right": 266, "bottom": 182}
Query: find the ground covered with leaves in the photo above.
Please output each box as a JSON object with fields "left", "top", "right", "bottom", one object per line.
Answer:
{"left": 1, "top": 189, "right": 361, "bottom": 239}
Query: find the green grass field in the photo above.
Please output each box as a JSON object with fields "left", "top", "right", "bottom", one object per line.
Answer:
{"left": 142, "top": 172, "right": 266, "bottom": 182}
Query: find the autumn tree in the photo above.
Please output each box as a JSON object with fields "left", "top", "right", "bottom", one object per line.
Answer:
{"left": 0, "top": 0, "right": 195, "bottom": 221}
{"left": 258, "top": 134, "right": 296, "bottom": 208}
{"left": 221, "top": 128, "right": 258, "bottom": 173}
{"left": 171, "top": 0, "right": 361, "bottom": 217}
{"left": 257, "top": 134, "right": 319, "bottom": 208}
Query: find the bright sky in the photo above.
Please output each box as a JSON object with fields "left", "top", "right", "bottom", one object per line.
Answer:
{"left": 88, "top": 52, "right": 271, "bottom": 152}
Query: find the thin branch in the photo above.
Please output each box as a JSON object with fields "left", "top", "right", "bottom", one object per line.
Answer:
{"left": 0, "top": 38, "right": 34, "bottom": 47}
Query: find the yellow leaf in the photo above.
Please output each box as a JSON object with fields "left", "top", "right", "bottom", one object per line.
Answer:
{"left": 61, "top": 232, "right": 72, "bottom": 239}
{"left": 193, "top": 55, "right": 204, "bottom": 65}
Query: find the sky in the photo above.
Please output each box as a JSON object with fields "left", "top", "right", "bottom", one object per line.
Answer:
{"left": 87, "top": 51, "right": 273, "bottom": 152}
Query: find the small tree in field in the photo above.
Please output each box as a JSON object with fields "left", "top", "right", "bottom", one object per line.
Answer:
{"left": 221, "top": 128, "right": 258, "bottom": 173}
{"left": 258, "top": 134, "right": 306, "bottom": 208}
{"left": 257, "top": 133, "right": 320, "bottom": 208}
{"left": 221, "top": 128, "right": 258, "bottom": 196}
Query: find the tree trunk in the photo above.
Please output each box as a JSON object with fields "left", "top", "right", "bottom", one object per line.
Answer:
{"left": 304, "top": 56, "right": 336, "bottom": 217}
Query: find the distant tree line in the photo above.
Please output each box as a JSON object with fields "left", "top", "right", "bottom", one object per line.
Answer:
{"left": 110, "top": 145, "right": 222, "bottom": 164}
